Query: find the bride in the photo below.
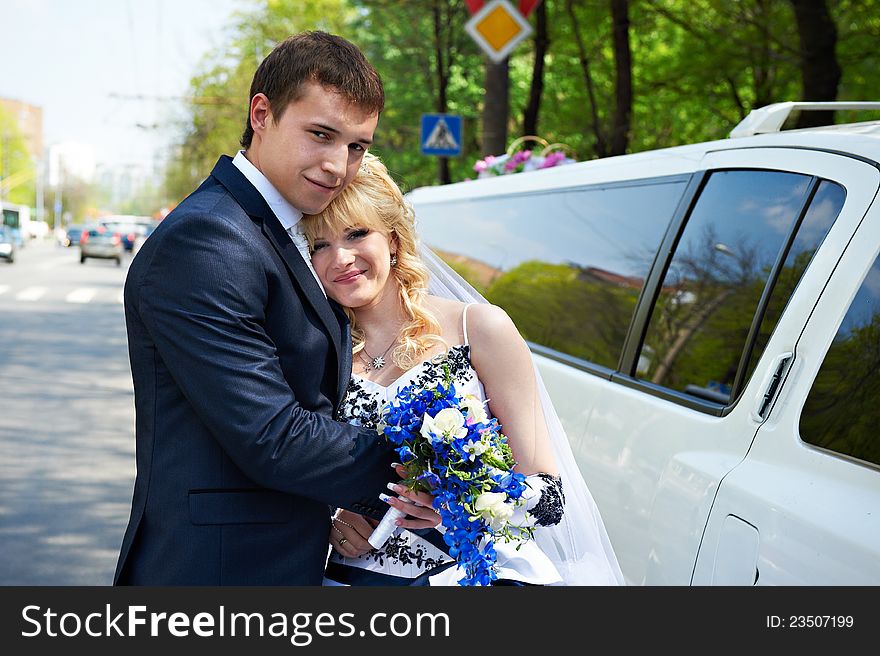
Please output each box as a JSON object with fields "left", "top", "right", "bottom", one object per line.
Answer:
{"left": 301, "top": 154, "right": 623, "bottom": 586}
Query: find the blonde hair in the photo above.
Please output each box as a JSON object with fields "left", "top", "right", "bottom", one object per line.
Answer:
{"left": 300, "top": 153, "right": 445, "bottom": 369}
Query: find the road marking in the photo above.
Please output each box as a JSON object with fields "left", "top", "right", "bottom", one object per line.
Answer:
{"left": 0, "top": 285, "right": 9, "bottom": 296}
{"left": 16, "top": 286, "right": 48, "bottom": 301}
{"left": 66, "top": 288, "right": 98, "bottom": 304}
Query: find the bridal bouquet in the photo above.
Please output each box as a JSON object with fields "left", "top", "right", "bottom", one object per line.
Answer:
{"left": 370, "top": 365, "right": 532, "bottom": 586}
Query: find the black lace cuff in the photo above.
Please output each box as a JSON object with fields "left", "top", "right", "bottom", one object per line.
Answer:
{"left": 527, "top": 473, "right": 565, "bottom": 527}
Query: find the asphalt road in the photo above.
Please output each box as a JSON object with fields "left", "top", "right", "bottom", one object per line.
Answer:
{"left": 0, "top": 237, "right": 135, "bottom": 585}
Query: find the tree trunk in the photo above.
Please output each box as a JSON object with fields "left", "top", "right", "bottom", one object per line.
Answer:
{"left": 565, "top": 0, "right": 607, "bottom": 158}
{"left": 433, "top": 0, "right": 451, "bottom": 184}
{"left": 523, "top": 0, "right": 548, "bottom": 136}
{"left": 790, "top": 0, "right": 841, "bottom": 128}
{"left": 610, "top": 0, "right": 632, "bottom": 156}
{"left": 481, "top": 57, "right": 510, "bottom": 157}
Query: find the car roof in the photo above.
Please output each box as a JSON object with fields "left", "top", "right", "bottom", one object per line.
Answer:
{"left": 408, "top": 112, "right": 880, "bottom": 204}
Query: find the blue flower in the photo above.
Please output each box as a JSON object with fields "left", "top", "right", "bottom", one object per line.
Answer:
{"left": 377, "top": 369, "right": 528, "bottom": 585}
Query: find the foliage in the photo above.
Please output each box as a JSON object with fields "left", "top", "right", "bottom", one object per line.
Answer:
{"left": 0, "top": 106, "right": 36, "bottom": 206}
{"left": 162, "top": 0, "right": 880, "bottom": 199}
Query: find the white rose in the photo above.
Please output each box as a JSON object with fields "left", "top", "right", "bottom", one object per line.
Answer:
{"left": 461, "top": 394, "right": 489, "bottom": 424}
{"left": 474, "top": 491, "right": 515, "bottom": 531}
{"left": 433, "top": 408, "right": 468, "bottom": 438}
{"left": 420, "top": 413, "right": 440, "bottom": 440}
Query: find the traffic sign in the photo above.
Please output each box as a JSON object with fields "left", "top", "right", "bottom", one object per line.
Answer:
{"left": 465, "top": 0, "right": 542, "bottom": 17}
{"left": 465, "top": 0, "right": 533, "bottom": 63}
{"left": 420, "top": 114, "right": 462, "bottom": 157}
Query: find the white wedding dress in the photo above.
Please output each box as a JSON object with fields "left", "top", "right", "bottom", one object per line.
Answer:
{"left": 325, "top": 305, "right": 589, "bottom": 586}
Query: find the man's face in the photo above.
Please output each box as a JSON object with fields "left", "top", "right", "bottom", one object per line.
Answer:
{"left": 247, "top": 81, "right": 379, "bottom": 215}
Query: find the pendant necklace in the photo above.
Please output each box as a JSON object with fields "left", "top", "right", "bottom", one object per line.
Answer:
{"left": 360, "top": 338, "right": 397, "bottom": 371}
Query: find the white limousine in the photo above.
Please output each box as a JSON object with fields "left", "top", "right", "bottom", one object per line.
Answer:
{"left": 408, "top": 102, "right": 880, "bottom": 585}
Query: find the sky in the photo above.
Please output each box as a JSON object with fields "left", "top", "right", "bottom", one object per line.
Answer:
{"left": 0, "top": 0, "right": 248, "bottom": 178}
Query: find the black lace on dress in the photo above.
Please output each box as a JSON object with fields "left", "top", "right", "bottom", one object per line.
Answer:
{"left": 335, "top": 344, "right": 475, "bottom": 431}
{"left": 528, "top": 473, "right": 565, "bottom": 527}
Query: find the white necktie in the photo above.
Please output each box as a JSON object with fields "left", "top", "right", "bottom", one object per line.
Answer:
{"left": 287, "top": 226, "right": 326, "bottom": 296}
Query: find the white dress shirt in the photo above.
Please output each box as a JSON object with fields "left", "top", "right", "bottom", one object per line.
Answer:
{"left": 232, "top": 150, "right": 325, "bottom": 295}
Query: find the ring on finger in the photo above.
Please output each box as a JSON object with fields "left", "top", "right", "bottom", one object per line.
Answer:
{"left": 338, "top": 538, "right": 348, "bottom": 546}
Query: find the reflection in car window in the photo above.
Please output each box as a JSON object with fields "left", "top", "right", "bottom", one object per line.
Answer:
{"left": 801, "top": 254, "right": 880, "bottom": 468}
{"left": 637, "top": 170, "right": 814, "bottom": 403}
{"left": 742, "top": 181, "right": 845, "bottom": 388}
{"left": 414, "top": 177, "right": 687, "bottom": 368}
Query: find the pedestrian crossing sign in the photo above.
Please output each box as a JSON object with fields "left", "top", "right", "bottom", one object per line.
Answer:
{"left": 420, "top": 114, "right": 463, "bottom": 157}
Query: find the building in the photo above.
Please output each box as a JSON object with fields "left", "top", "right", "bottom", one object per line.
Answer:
{"left": 0, "top": 97, "right": 43, "bottom": 163}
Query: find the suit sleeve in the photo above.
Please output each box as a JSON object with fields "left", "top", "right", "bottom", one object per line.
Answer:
{"left": 134, "top": 209, "right": 392, "bottom": 518}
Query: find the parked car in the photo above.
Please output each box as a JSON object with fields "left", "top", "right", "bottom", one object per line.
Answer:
{"left": 0, "top": 225, "right": 16, "bottom": 263}
{"left": 62, "top": 225, "right": 85, "bottom": 247}
{"left": 131, "top": 222, "right": 157, "bottom": 255}
{"left": 407, "top": 101, "right": 880, "bottom": 585}
{"left": 10, "top": 227, "right": 25, "bottom": 249}
{"left": 100, "top": 216, "right": 156, "bottom": 252}
{"left": 79, "top": 224, "right": 123, "bottom": 265}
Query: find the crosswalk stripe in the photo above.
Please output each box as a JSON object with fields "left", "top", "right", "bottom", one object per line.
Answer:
{"left": 16, "top": 286, "right": 48, "bottom": 301}
{"left": 66, "top": 288, "right": 98, "bottom": 304}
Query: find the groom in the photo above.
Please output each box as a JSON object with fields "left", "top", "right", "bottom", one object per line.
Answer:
{"left": 114, "top": 32, "right": 394, "bottom": 585}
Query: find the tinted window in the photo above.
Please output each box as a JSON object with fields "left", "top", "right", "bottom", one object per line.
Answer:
{"left": 741, "top": 181, "right": 845, "bottom": 388}
{"left": 801, "top": 254, "right": 880, "bottom": 468}
{"left": 414, "top": 177, "right": 687, "bottom": 368}
{"left": 637, "top": 170, "right": 813, "bottom": 402}
{"left": 2, "top": 209, "right": 18, "bottom": 228}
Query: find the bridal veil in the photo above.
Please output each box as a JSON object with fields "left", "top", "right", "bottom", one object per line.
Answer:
{"left": 420, "top": 245, "right": 625, "bottom": 586}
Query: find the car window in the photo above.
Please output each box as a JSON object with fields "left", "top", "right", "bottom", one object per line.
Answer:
{"left": 635, "top": 169, "right": 833, "bottom": 404}
{"left": 739, "top": 180, "right": 845, "bottom": 390}
{"left": 414, "top": 176, "right": 687, "bottom": 369}
{"left": 800, "top": 253, "right": 880, "bottom": 468}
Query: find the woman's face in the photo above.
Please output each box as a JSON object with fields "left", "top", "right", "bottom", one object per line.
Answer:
{"left": 310, "top": 224, "right": 397, "bottom": 310}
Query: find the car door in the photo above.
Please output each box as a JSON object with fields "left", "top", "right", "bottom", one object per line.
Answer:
{"left": 692, "top": 149, "right": 880, "bottom": 585}
{"left": 576, "top": 147, "right": 879, "bottom": 585}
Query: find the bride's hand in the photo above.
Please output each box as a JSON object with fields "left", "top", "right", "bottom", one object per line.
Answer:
{"left": 386, "top": 464, "right": 441, "bottom": 530}
{"left": 384, "top": 483, "right": 441, "bottom": 530}
{"left": 330, "top": 510, "right": 378, "bottom": 558}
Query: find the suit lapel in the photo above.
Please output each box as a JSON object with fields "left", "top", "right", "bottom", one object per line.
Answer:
{"left": 209, "top": 156, "right": 345, "bottom": 368}
{"left": 329, "top": 299, "right": 353, "bottom": 411}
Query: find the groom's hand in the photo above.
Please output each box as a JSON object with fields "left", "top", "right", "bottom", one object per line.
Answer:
{"left": 330, "top": 510, "right": 377, "bottom": 558}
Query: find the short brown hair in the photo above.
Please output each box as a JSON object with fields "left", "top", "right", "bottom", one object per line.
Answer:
{"left": 240, "top": 31, "right": 384, "bottom": 148}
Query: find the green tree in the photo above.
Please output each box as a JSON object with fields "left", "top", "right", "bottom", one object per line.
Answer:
{"left": 354, "top": 0, "right": 485, "bottom": 189}
{"left": 163, "top": 0, "right": 880, "bottom": 195}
